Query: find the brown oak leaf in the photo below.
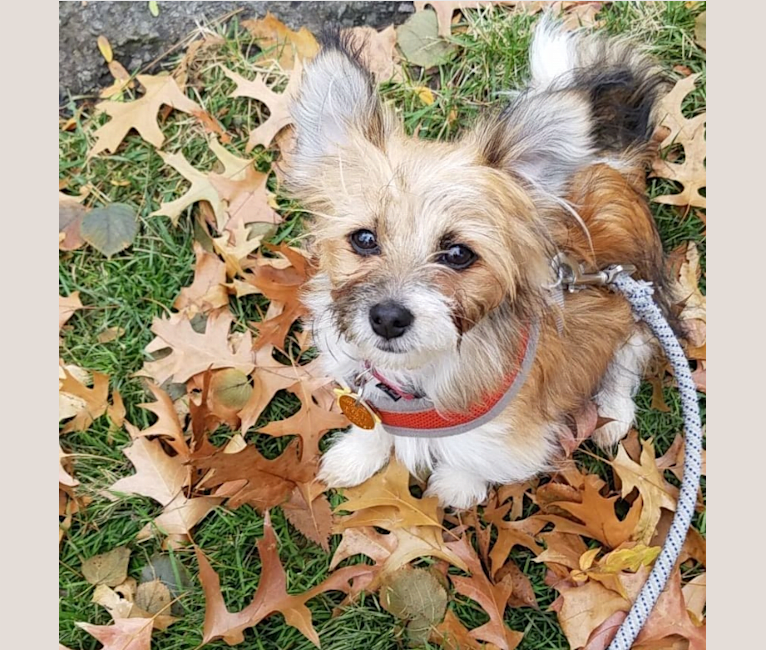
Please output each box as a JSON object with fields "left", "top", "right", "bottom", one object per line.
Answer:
{"left": 336, "top": 458, "right": 443, "bottom": 530}
{"left": 76, "top": 618, "right": 154, "bottom": 650}
{"left": 140, "top": 310, "right": 255, "bottom": 385}
{"left": 446, "top": 535, "right": 524, "bottom": 650}
{"left": 196, "top": 511, "right": 371, "bottom": 646}
{"left": 89, "top": 75, "right": 202, "bottom": 157}
{"left": 651, "top": 74, "right": 706, "bottom": 209}
{"left": 242, "top": 12, "right": 319, "bottom": 69}
{"left": 174, "top": 242, "right": 229, "bottom": 316}
{"left": 223, "top": 61, "right": 303, "bottom": 152}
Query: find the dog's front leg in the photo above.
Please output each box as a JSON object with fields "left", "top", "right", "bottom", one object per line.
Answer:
{"left": 317, "top": 424, "right": 394, "bottom": 488}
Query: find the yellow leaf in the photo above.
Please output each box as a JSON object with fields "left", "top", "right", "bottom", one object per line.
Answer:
{"left": 97, "top": 35, "right": 113, "bottom": 63}
{"left": 414, "top": 86, "right": 435, "bottom": 105}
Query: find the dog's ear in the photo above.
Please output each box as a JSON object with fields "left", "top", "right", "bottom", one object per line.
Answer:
{"left": 287, "top": 29, "right": 387, "bottom": 188}
{"left": 470, "top": 89, "right": 594, "bottom": 198}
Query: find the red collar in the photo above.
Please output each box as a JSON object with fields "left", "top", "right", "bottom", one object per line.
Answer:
{"left": 365, "top": 319, "right": 539, "bottom": 437}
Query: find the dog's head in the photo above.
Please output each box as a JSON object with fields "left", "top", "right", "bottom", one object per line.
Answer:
{"left": 284, "top": 31, "right": 594, "bottom": 371}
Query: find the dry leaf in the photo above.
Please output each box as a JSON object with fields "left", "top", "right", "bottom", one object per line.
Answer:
{"left": 447, "top": 536, "right": 524, "bottom": 650}
{"left": 536, "top": 473, "right": 642, "bottom": 549}
{"left": 223, "top": 61, "right": 303, "bottom": 152}
{"left": 60, "top": 292, "right": 83, "bottom": 331}
{"left": 612, "top": 439, "right": 677, "bottom": 544}
{"left": 98, "top": 326, "right": 125, "bottom": 343}
{"left": 381, "top": 566, "right": 448, "bottom": 646}
{"left": 194, "top": 439, "right": 314, "bottom": 512}
{"left": 694, "top": 11, "right": 706, "bottom": 50}
{"left": 76, "top": 618, "right": 154, "bottom": 650}
{"left": 151, "top": 138, "right": 257, "bottom": 228}
{"left": 242, "top": 12, "right": 319, "bottom": 69}
{"left": 651, "top": 74, "right": 706, "bottom": 208}
{"left": 90, "top": 75, "right": 202, "bottom": 157}
{"left": 282, "top": 483, "right": 333, "bottom": 550}
{"left": 258, "top": 380, "right": 349, "bottom": 463}
{"left": 175, "top": 242, "right": 229, "bottom": 316}
{"left": 59, "top": 368, "right": 110, "bottom": 433}
{"left": 140, "top": 310, "right": 255, "bottom": 385}
{"left": 196, "top": 511, "right": 371, "bottom": 645}
{"left": 343, "top": 25, "right": 402, "bottom": 82}
{"left": 97, "top": 35, "right": 114, "bottom": 63}
{"left": 553, "top": 580, "right": 631, "bottom": 649}
{"left": 59, "top": 198, "right": 87, "bottom": 251}
{"left": 413, "top": 1, "right": 514, "bottom": 38}
{"left": 337, "top": 458, "right": 443, "bottom": 530}
{"left": 82, "top": 546, "right": 131, "bottom": 587}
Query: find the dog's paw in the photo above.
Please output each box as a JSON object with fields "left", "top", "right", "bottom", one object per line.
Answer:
{"left": 592, "top": 397, "right": 634, "bottom": 449}
{"left": 317, "top": 427, "right": 392, "bottom": 488}
{"left": 424, "top": 467, "right": 489, "bottom": 510}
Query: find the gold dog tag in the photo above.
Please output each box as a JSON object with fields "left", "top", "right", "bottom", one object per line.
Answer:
{"left": 334, "top": 387, "right": 380, "bottom": 430}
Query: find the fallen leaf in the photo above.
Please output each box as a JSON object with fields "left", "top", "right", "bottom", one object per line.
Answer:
{"left": 651, "top": 74, "right": 706, "bottom": 208}
{"left": 397, "top": 9, "right": 457, "bottom": 68}
{"left": 430, "top": 610, "right": 484, "bottom": 650}
{"left": 60, "top": 292, "right": 83, "bottom": 332}
{"left": 76, "top": 617, "right": 154, "bottom": 650}
{"left": 337, "top": 459, "right": 443, "bottom": 530}
{"left": 381, "top": 566, "right": 448, "bottom": 646}
{"left": 98, "top": 326, "right": 125, "bottom": 343}
{"left": 633, "top": 569, "right": 706, "bottom": 650}
{"left": 140, "top": 310, "right": 255, "bottom": 385}
{"left": 80, "top": 203, "right": 139, "bottom": 257}
{"left": 553, "top": 580, "right": 631, "bottom": 649}
{"left": 59, "top": 198, "right": 87, "bottom": 251}
{"left": 242, "top": 12, "right": 319, "bottom": 69}
{"left": 210, "top": 368, "right": 253, "bottom": 410}
{"left": 109, "top": 436, "right": 186, "bottom": 506}
{"left": 258, "top": 380, "right": 349, "bottom": 463}
{"left": 682, "top": 572, "right": 705, "bottom": 623}
{"left": 223, "top": 61, "right": 303, "bottom": 152}
{"left": 97, "top": 35, "right": 114, "bottom": 63}
{"left": 413, "top": 1, "right": 513, "bottom": 38}
{"left": 59, "top": 368, "right": 110, "bottom": 433}
{"left": 447, "top": 536, "right": 524, "bottom": 650}
{"left": 82, "top": 546, "right": 131, "bottom": 587}
{"left": 133, "top": 383, "right": 189, "bottom": 458}
{"left": 209, "top": 164, "right": 280, "bottom": 233}
{"left": 675, "top": 241, "right": 706, "bottom": 348}
{"left": 694, "top": 11, "right": 706, "bottom": 50}
{"left": 196, "top": 511, "right": 371, "bottom": 645}
{"left": 496, "top": 559, "right": 539, "bottom": 609}
{"left": 194, "top": 439, "right": 314, "bottom": 512}
{"left": 612, "top": 439, "right": 677, "bottom": 544}
{"left": 151, "top": 138, "right": 255, "bottom": 228}
{"left": 282, "top": 484, "right": 333, "bottom": 551}
{"left": 343, "top": 25, "right": 402, "bottom": 82}
{"left": 90, "top": 74, "right": 202, "bottom": 157}
{"left": 536, "top": 473, "right": 642, "bottom": 549}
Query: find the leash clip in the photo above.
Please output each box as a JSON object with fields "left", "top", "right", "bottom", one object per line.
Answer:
{"left": 552, "top": 253, "right": 636, "bottom": 293}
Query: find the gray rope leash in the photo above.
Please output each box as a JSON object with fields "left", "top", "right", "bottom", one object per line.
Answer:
{"left": 604, "top": 272, "right": 704, "bottom": 650}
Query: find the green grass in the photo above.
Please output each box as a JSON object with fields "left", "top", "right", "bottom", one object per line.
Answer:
{"left": 59, "top": 3, "right": 706, "bottom": 649}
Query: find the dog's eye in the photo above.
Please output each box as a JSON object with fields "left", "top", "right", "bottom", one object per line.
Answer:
{"left": 438, "top": 244, "right": 477, "bottom": 270}
{"left": 349, "top": 229, "right": 380, "bottom": 256}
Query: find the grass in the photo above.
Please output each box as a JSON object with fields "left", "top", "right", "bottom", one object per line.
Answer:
{"left": 59, "top": 3, "right": 706, "bottom": 649}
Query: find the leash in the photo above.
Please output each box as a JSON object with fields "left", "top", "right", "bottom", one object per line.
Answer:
{"left": 559, "top": 258, "right": 704, "bottom": 649}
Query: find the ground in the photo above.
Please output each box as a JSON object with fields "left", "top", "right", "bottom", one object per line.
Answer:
{"left": 59, "top": 3, "right": 706, "bottom": 649}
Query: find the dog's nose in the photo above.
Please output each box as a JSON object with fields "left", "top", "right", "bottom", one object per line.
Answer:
{"left": 369, "top": 301, "right": 414, "bottom": 340}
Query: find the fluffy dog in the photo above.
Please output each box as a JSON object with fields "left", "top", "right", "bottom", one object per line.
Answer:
{"left": 283, "top": 18, "right": 671, "bottom": 509}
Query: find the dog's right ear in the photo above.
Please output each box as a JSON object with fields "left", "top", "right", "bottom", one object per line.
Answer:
{"left": 287, "top": 29, "right": 387, "bottom": 190}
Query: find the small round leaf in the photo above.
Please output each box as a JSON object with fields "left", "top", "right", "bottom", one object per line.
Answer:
{"left": 81, "top": 203, "right": 139, "bottom": 257}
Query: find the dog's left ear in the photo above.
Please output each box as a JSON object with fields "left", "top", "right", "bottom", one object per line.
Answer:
{"left": 287, "top": 30, "right": 387, "bottom": 189}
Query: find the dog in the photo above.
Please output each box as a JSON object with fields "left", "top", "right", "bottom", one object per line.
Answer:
{"left": 282, "top": 18, "right": 671, "bottom": 509}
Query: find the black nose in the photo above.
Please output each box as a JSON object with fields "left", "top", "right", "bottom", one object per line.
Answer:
{"left": 369, "top": 301, "right": 414, "bottom": 340}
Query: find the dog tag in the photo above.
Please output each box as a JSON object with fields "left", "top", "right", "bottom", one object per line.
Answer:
{"left": 334, "top": 387, "right": 380, "bottom": 430}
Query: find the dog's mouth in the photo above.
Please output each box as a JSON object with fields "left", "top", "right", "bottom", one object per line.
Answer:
{"left": 374, "top": 341, "right": 409, "bottom": 354}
